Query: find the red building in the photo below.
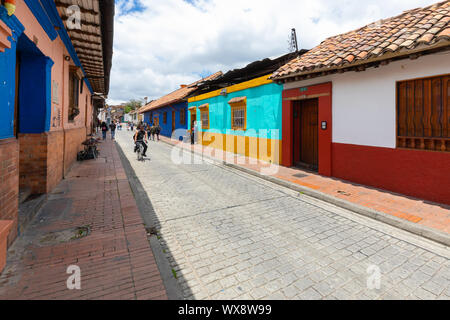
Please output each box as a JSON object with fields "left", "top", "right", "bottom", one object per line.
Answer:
{"left": 271, "top": 1, "right": 450, "bottom": 205}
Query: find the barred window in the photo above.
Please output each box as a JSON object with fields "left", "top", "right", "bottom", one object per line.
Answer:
{"left": 232, "top": 106, "right": 245, "bottom": 129}
{"left": 68, "top": 67, "right": 81, "bottom": 121}
{"left": 229, "top": 97, "right": 247, "bottom": 130}
{"left": 201, "top": 109, "right": 209, "bottom": 129}
{"left": 198, "top": 104, "right": 209, "bottom": 129}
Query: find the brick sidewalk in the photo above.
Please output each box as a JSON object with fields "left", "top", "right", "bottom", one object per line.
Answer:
{"left": 159, "top": 135, "right": 450, "bottom": 235}
{"left": 0, "top": 137, "right": 167, "bottom": 300}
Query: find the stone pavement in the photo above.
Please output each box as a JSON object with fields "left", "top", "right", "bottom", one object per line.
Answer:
{"left": 158, "top": 135, "right": 450, "bottom": 235}
{"left": 116, "top": 131, "right": 450, "bottom": 300}
{"left": 0, "top": 136, "right": 167, "bottom": 300}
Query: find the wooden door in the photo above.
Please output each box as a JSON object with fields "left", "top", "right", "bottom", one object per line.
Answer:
{"left": 172, "top": 110, "right": 175, "bottom": 133}
{"left": 154, "top": 117, "right": 159, "bottom": 126}
{"left": 300, "top": 99, "right": 318, "bottom": 169}
{"left": 293, "top": 99, "right": 318, "bottom": 170}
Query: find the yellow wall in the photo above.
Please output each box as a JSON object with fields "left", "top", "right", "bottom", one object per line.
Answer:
{"left": 198, "top": 131, "right": 282, "bottom": 164}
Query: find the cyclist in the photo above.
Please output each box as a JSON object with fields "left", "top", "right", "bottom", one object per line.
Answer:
{"left": 134, "top": 125, "right": 148, "bottom": 157}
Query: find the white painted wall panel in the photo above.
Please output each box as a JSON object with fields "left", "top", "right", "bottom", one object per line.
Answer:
{"left": 284, "top": 51, "right": 450, "bottom": 148}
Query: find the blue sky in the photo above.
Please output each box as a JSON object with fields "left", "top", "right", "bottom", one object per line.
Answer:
{"left": 107, "top": 0, "right": 440, "bottom": 105}
{"left": 115, "top": 0, "right": 146, "bottom": 15}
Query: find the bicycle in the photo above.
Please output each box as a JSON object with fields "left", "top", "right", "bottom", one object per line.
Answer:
{"left": 77, "top": 137, "right": 99, "bottom": 161}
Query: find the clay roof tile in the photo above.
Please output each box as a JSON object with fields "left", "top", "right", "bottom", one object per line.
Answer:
{"left": 139, "top": 71, "right": 223, "bottom": 113}
{"left": 271, "top": 0, "right": 450, "bottom": 80}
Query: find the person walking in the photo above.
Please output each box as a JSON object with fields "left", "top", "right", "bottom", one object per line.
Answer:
{"left": 109, "top": 121, "right": 117, "bottom": 140}
{"left": 149, "top": 125, "right": 155, "bottom": 141}
{"left": 146, "top": 124, "right": 152, "bottom": 141}
{"left": 101, "top": 121, "right": 108, "bottom": 140}
{"left": 190, "top": 125, "right": 195, "bottom": 145}
{"left": 155, "top": 124, "right": 161, "bottom": 141}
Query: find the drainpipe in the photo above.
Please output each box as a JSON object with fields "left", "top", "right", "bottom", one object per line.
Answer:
{"left": 62, "top": 57, "right": 66, "bottom": 179}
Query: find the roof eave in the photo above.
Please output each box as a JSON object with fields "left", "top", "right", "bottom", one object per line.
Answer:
{"left": 99, "top": 0, "right": 114, "bottom": 96}
{"left": 139, "top": 98, "right": 187, "bottom": 114}
{"left": 273, "top": 42, "right": 450, "bottom": 82}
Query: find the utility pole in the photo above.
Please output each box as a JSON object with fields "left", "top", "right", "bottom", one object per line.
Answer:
{"left": 289, "top": 28, "right": 299, "bottom": 53}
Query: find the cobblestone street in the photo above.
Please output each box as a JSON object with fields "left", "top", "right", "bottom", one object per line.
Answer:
{"left": 116, "top": 131, "right": 450, "bottom": 300}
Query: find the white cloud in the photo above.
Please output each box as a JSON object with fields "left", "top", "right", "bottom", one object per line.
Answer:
{"left": 107, "top": 0, "right": 439, "bottom": 104}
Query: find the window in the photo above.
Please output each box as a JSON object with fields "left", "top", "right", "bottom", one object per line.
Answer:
{"left": 68, "top": 66, "right": 82, "bottom": 121}
{"left": 163, "top": 111, "right": 167, "bottom": 124}
{"left": 199, "top": 104, "right": 209, "bottom": 129}
{"left": 397, "top": 75, "right": 449, "bottom": 152}
{"left": 180, "top": 109, "right": 186, "bottom": 125}
{"left": 229, "top": 97, "right": 247, "bottom": 130}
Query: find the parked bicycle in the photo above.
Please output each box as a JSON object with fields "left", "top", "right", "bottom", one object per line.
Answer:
{"left": 77, "top": 136, "right": 99, "bottom": 161}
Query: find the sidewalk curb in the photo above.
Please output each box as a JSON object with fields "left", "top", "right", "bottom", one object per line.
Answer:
{"left": 115, "top": 141, "right": 184, "bottom": 300}
{"left": 225, "top": 163, "right": 450, "bottom": 247}
{"left": 162, "top": 139, "right": 450, "bottom": 247}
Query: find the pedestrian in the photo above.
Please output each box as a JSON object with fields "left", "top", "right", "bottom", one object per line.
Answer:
{"left": 109, "top": 121, "right": 117, "bottom": 140}
{"left": 131, "top": 123, "right": 134, "bottom": 131}
{"left": 101, "top": 121, "right": 108, "bottom": 140}
{"left": 150, "top": 125, "right": 155, "bottom": 141}
{"left": 146, "top": 124, "right": 152, "bottom": 141}
{"left": 190, "top": 125, "right": 195, "bottom": 145}
{"left": 156, "top": 124, "right": 161, "bottom": 141}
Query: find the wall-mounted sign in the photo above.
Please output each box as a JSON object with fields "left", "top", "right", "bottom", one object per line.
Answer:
{"left": 300, "top": 87, "right": 308, "bottom": 92}
{"left": 321, "top": 121, "right": 327, "bottom": 130}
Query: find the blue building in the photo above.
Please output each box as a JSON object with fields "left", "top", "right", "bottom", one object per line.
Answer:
{"left": 0, "top": 0, "right": 113, "bottom": 261}
{"left": 139, "top": 72, "right": 222, "bottom": 140}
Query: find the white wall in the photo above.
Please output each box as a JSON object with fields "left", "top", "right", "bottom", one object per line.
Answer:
{"left": 284, "top": 51, "right": 450, "bottom": 148}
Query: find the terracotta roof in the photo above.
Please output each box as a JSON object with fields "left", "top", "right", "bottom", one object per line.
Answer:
{"left": 272, "top": 1, "right": 450, "bottom": 80}
{"left": 139, "top": 71, "right": 223, "bottom": 113}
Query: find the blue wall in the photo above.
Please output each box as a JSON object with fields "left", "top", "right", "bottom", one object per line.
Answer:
{"left": 0, "top": 7, "right": 24, "bottom": 139}
{"left": 17, "top": 33, "right": 54, "bottom": 133}
{"left": 143, "top": 102, "right": 188, "bottom": 139}
{"left": 188, "top": 82, "right": 283, "bottom": 140}
{"left": 0, "top": 5, "right": 55, "bottom": 139}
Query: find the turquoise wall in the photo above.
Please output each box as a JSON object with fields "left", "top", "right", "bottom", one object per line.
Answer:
{"left": 188, "top": 82, "right": 283, "bottom": 140}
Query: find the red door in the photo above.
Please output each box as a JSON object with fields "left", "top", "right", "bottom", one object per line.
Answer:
{"left": 293, "top": 99, "right": 318, "bottom": 170}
